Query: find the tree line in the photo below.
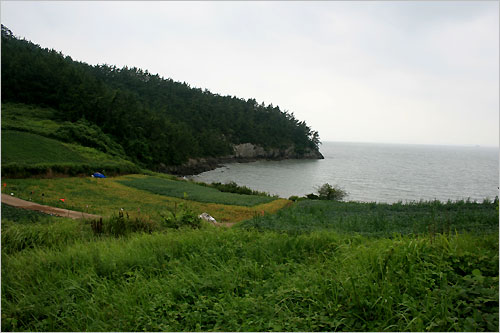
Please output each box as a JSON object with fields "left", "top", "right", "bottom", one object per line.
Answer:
{"left": 1, "top": 25, "right": 321, "bottom": 169}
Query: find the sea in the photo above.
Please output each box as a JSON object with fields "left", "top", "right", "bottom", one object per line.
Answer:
{"left": 190, "top": 142, "right": 499, "bottom": 203}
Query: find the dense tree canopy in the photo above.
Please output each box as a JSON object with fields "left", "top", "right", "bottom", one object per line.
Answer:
{"left": 1, "top": 25, "right": 321, "bottom": 168}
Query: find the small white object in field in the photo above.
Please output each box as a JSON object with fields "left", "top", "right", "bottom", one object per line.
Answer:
{"left": 198, "top": 212, "right": 217, "bottom": 224}
{"left": 10, "top": 193, "right": 14, "bottom": 196}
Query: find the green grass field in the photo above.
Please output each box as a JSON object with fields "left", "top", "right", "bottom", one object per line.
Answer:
{"left": 2, "top": 216, "right": 498, "bottom": 331}
{"left": 1, "top": 169, "right": 498, "bottom": 331}
{"left": 118, "top": 176, "right": 276, "bottom": 207}
{"left": 239, "top": 199, "right": 499, "bottom": 236}
{"left": 1, "top": 130, "right": 89, "bottom": 165}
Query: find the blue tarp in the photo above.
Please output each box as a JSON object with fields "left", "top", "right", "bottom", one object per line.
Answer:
{"left": 92, "top": 172, "right": 106, "bottom": 178}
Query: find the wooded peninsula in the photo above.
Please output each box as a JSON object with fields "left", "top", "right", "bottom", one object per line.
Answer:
{"left": 1, "top": 25, "right": 322, "bottom": 175}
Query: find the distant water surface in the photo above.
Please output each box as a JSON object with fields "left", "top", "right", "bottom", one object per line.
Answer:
{"left": 191, "top": 142, "right": 499, "bottom": 203}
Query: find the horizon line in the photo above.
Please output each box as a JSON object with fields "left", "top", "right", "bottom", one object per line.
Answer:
{"left": 321, "top": 140, "right": 499, "bottom": 149}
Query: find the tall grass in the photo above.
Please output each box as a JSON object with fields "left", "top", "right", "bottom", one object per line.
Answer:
{"left": 1, "top": 218, "right": 93, "bottom": 254}
{"left": 239, "top": 199, "right": 499, "bottom": 236}
{"left": 2, "top": 229, "right": 498, "bottom": 331}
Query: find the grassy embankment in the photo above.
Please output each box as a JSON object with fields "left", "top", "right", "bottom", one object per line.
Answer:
{"left": 2, "top": 176, "right": 498, "bottom": 331}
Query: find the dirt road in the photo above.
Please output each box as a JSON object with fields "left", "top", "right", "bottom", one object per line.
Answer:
{"left": 1, "top": 194, "right": 101, "bottom": 220}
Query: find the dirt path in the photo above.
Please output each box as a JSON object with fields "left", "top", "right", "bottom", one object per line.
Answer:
{"left": 212, "top": 221, "right": 236, "bottom": 228}
{"left": 2, "top": 194, "right": 101, "bottom": 220}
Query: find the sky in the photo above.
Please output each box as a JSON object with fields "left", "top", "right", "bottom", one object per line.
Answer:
{"left": 1, "top": 1, "right": 499, "bottom": 147}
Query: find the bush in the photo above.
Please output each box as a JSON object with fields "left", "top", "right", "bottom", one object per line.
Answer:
{"left": 53, "top": 119, "right": 126, "bottom": 157}
{"left": 210, "top": 181, "right": 270, "bottom": 197}
{"left": 92, "top": 211, "right": 157, "bottom": 237}
{"left": 159, "top": 203, "right": 201, "bottom": 230}
{"left": 317, "top": 183, "right": 347, "bottom": 201}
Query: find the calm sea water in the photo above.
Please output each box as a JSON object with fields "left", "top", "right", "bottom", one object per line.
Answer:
{"left": 191, "top": 142, "right": 499, "bottom": 203}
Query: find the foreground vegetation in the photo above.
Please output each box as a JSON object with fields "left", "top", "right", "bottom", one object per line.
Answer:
{"left": 2, "top": 221, "right": 498, "bottom": 332}
{"left": 240, "top": 198, "right": 499, "bottom": 236}
{"left": 1, "top": 174, "right": 498, "bottom": 331}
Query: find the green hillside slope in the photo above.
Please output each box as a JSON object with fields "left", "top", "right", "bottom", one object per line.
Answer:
{"left": 1, "top": 103, "right": 140, "bottom": 177}
{"left": 1, "top": 25, "right": 322, "bottom": 170}
{"left": 2, "top": 131, "right": 88, "bottom": 164}
{"left": 1, "top": 130, "right": 140, "bottom": 178}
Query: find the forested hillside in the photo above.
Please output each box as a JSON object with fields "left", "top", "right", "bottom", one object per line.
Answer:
{"left": 1, "top": 25, "right": 321, "bottom": 170}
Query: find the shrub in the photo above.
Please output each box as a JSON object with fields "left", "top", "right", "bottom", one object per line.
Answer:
{"left": 159, "top": 203, "right": 201, "bottom": 230}
{"left": 210, "top": 181, "right": 270, "bottom": 197}
{"left": 53, "top": 119, "right": 126, "bottom": 157}
{"left": 305, "top": 193, "right": 319, "bottom": 200}
{"left": 317, "top": 183, "right": 347, "bottom": 201}
{"left": 92, "top": 211, "right": 157, "bottom": 237}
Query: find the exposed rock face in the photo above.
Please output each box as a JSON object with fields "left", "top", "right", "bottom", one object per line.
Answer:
{"left": 233, "top": 143, "right": 267, "bottom": 158}
{"left": 161, "top": 143, "right": 324, "bottom": 176}
{"left": 160, "top": 157, "right": 223, "bottom": 176}
{"left": 233, "top": 143, "right": 324, "bottom": 160}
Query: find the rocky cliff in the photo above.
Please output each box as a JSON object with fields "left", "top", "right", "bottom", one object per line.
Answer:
{"left": 162, "top": 143, "right": 324, "bottom": 176}
{"left": 233, "top": 143, "right": 324, "bottom": 160}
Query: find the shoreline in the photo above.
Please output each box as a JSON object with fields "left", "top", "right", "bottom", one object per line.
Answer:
{"left": 160, "top": 154, "right": 324, "bottom": 177}
{"left": 160, "top": 144, "right": 325, "bottom": 176}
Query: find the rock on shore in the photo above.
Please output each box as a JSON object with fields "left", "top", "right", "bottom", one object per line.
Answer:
{"left": 160, "top": 143, "right": 324, "bottom": 176}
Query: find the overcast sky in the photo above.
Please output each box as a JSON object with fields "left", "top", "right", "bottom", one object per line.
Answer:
{"left": 1, "top": 1, "right": 498, "bottom": 146}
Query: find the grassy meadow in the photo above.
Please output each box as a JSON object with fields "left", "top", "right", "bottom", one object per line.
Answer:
{"left": 1, "top": 173, "right": 498, "bottom": 332}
